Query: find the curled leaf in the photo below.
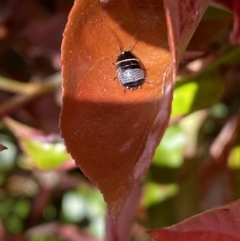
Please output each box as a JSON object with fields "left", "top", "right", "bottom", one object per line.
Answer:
{"left": 61, "top": 0, "right": 209, "bottom": 218}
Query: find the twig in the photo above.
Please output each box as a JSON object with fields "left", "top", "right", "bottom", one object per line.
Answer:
{"left": 0, "top": 72, "right": 61, "bottom": 116}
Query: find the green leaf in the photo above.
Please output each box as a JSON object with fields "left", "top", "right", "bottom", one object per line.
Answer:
{"left": 142, "top": 182, "right": 178, "bottom": 207}
{"left": 153, "top": 125, "right": 186, "bottom": 168}
{"left": 228, "top": 146, "right": 240, "bottom": 169}
{"left": 22, "top": 138, "right": 70, "bottom": 170}
{"left": 171, "top": 46, "right": 240, "bottom": 117}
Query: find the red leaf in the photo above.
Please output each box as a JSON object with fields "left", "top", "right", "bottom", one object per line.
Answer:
{"left": 60, "top": 0, "right": 210, "bottom": 218}
{"left": 150, "top": 230, "right": 240, "bottom": 241}
{"left": 149, "top": 201, "right": 240, "bottom": 241}
{"left": 163, "top": 0, "right": 210, "bottom": 62}
{"left": 213, "top": 0, "right": 240, "bottom": 44}
{"left": 0, "top": 144, "right": 7, "bottom": 151}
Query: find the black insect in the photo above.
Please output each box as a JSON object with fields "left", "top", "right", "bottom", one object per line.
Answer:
{"left": 109, "top": 28, "right": 145, "bottom": 89}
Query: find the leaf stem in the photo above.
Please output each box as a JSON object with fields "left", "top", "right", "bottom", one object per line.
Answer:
{"left": 0, "top": 73, "right": 61, "bottom": 116}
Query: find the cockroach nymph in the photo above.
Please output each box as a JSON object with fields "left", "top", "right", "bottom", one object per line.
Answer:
{"left": 109, "top": 28, "right": 145, "bottom": 89}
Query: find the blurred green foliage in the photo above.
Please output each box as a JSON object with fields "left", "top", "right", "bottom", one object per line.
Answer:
{"left": 0, "top": 2, "right": 239, "bottom": 241}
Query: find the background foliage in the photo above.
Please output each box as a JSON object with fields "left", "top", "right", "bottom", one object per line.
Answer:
{"left": 0, "top": 0, "right": 239, "bottom": 240}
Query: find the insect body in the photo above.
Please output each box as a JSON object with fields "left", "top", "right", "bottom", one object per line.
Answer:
{"left": 116, "top": 51, "right": 145, "bottom": 89}
{"left": 109, "top": 28, "right": 145, "bottom": 89}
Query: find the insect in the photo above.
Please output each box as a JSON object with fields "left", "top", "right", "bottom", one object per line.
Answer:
{"left": 109, "top": 28, "right": 145, "bottom": 89}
